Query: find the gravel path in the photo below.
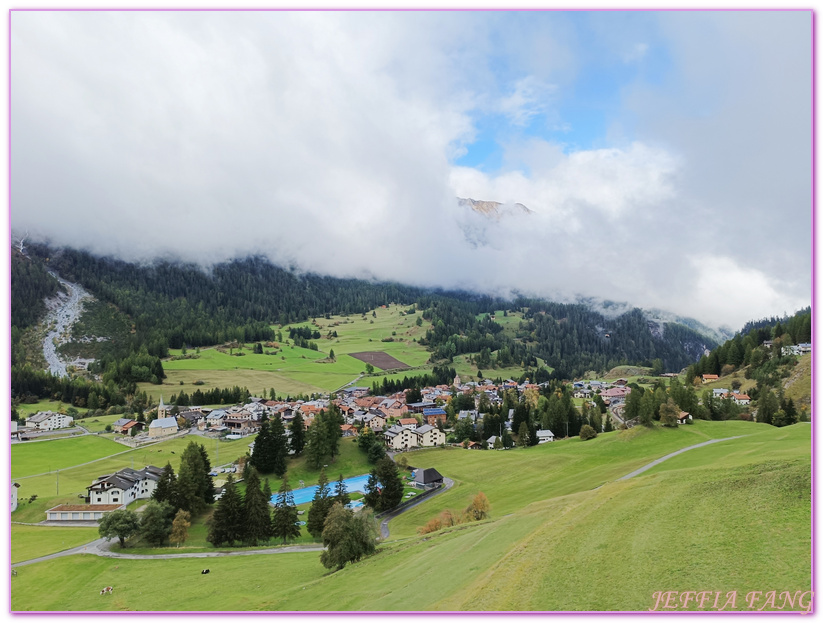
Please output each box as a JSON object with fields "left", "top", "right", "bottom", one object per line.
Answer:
{"left": 42, "top": 272, "right": 93, "bottom": 378}
{"left": 617, "top": 435, "right": 748, "bottom": 480}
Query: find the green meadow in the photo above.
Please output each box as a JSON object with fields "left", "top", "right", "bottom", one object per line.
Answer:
{"left": 10, "top": 421, "right": 810, "bottom": 612}
{"left": 138, "top": 304, "right": 435, "bottom": 398}
{"left": 386, "top": 420, "right": 765, "bottom": 539}
{"left": 11, "top": 435, "right": 255, "bottom": 511}
{"left": 12, "top": 436, "right": 125, "bottom": 479}
{"left": 11, "top": 525, "right": 100, "bottom": 564}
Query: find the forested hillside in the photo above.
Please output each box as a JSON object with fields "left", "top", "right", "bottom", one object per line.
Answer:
{"left": 684, "top": 308, "right": 812, "bottom": 423}
{"left": 11, "top": 250, "right": 62, "bottom": 369}
{"left": 13, "top": 244, "right": 722, "bottom": 409}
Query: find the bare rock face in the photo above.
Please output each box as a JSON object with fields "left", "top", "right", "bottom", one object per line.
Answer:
{"left": 458, "top": 197, "right": 532, "bottom": 218}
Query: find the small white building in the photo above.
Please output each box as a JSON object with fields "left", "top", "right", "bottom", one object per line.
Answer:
{"left": 536, "top": 429, "right": 555, "bottom": 444}
{"left": 149, "top": 416, "right": 179, "bottom": 438}
{"left": 27, "top": 411, "right": 73, "bottom": 431}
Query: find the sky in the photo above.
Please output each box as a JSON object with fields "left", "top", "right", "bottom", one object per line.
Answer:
{"left": 9, "top": 9, "right": 813, "bottom": 330}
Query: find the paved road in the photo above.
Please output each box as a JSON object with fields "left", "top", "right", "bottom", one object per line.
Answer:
{"left": 379, "top": 477, "right": 454, "bottom": 539}
{"left": 617, "top": 435, "right": 748, "bottom": 481}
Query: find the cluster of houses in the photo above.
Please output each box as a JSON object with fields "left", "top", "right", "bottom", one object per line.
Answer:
{"left": 762, "top": 341, "right": 811, "bottom": 357}
{"left": 709, "top": 387, "right": 751, "bottom": 405}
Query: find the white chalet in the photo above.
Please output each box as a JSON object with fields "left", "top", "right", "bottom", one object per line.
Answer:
{"left": 87, "top": 466, "right": 164, "bottom": 506}
{"left": 27, "top": 411, "right": 73, "bottom": 431}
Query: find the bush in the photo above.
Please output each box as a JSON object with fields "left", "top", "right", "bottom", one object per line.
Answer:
{"left": 579, "top": 424, "right": 597, "bottom": 440}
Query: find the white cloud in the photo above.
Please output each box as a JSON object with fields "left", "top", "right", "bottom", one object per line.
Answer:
{"left": 497, "top": 76, "right": 555, "bottom": 127}
{"left": 623, "top": 42, "right": 649, "bottom": 63}
{"left": 9, "top": 11, "right": 811, "bottom": 330}
{"left": 683, "top": 256, "right": 809, "bottom": 330}
{"left": 450, "top": 140, "right": 680, "bottom": 221}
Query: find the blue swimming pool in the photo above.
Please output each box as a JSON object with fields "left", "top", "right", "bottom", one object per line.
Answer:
{"left": 274, "top": 473, "right": 371, "bottom": 506}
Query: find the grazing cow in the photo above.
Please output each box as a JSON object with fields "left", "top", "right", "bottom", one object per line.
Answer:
{"left": 100, "top": 587, "right": 113, "bottom": 595}
{"left": 201, "top": 569, "right": 210, "bottom": 575}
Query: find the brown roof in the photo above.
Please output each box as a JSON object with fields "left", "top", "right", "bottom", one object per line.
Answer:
{"left": 47, "top": 504, "right": 123, "bottom": 512}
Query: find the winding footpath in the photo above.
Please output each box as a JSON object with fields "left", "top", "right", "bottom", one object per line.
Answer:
{"left": 11, "top": 435, "right": 746, "bottom": 568}
{"left": 617, "top": 435, "right": 747, "bottom": 481}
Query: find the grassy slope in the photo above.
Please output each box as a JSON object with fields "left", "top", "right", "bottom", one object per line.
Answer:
{"left": 386, "top": 420, "right": 757, "bottom": 539}
{"left": 783, "top": 353, "right": 812, "bottom": 408}
{"left": 12, "top": 436, "right": 125, "bottom": 479}
{"left": 10, "top": 422, "right": 810, "bottom": 612}
{"left": 138, "top": 304, "right": 435, "bottom": 398}
{"left": 11, "top": 525, "right": 100, "bottom": 564}
{"left": 11, "top": 435, "right": 254, "bottom": 512}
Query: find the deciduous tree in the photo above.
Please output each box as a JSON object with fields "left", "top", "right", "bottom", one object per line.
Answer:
{"left": 320, "top": 503, "right": 377, "bottom": 571}
{"left": 140, "top": 500, "right": 174, "bottom": 546}
{"left": 170, "top": 509, "right": 191, "bottom": 548}
{"left": 99, "top": 509, "right": 141, "bottom": 548}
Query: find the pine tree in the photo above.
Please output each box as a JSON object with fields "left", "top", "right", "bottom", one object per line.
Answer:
{"left": 290, "top": 412, "right": 306, "bottom": 455}
{"left": 334, "top": 474, "right": 351, "bottom": 508}
{"left": 307, "top": 469, "right": 332, "bottom": 538}
{"left": 639, "top": 391, "right": 655, "bottom": 427}
{"left": 325, "top": 404, "right": 344, "bottom": 458}
{"left": 517, "top": 421, "right": 530, "bottom": 447}
{"left": 271, "top": 477, "right": 301, "bottom": 545}
{"left": 603, "top": 413, "right": 614, "bottom": 432}
{"left": 251, "top": 419, "right": 275, "bottom": 473}
{"left": 207, "top": 475, "right": 244, "bottom": 547}
{"left": 270, "top": 416, "right": 288, "bottom": 478}
{"left": 363, "top": 458, "right": 403, "bottom": 512}
{"left": 197, "top": 443, "right": 215, "bottom": 505}
{"left": 152, "top": 462, "right": 179, "bottom": 510}
{"left": 243, "top": 468, "right": 272, "bottom": 546}
{"left": 177, "top": 442, "right": 207, "bottom": 514}
{"left": 758, "top": 390, "right": 779, "bottom": 425}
